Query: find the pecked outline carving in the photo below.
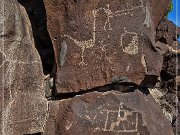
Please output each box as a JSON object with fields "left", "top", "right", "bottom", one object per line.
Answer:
{"left": 96, "top": 102, "right": 139, "bottom": 133}
{"left": 63, "top": 0, "right": 144, "bottom": 65}
{"left": 119, "top": 27, "right": 139, "bottom": 55}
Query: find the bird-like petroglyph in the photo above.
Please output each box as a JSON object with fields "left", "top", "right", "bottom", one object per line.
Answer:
{"left": 120, "top": 27, "right": 139, "bottom": 55}
{"left": 64, "top": 10, "right": 97, "bottom": 66}
{"left": 64, "top": 0, "right": 144, "bottom": 65}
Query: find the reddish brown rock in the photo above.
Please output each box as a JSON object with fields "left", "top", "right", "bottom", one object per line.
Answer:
{"left": 156, "top": 18, "right": 180, "bottom": 47}
{"left": 44, "top": 0, "right": 169, "bottom": 93}
{"left": 0, "top": 0, "right": 48, "bottom": 134}
{"left": 44, "top": 90, "right": 173, "bottom": 135}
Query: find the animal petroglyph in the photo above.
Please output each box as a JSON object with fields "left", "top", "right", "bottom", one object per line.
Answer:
{"left": 64, "top": 0, "right": 144, "bottom": 65}
{"left": 64, "top": 10, "right": 97, "bottom": 66}
{"left": 97, "top": 102, "right": 139, "bottom": 133}
{"left": 120, "top": 27, "right": 139, "bottom": 55}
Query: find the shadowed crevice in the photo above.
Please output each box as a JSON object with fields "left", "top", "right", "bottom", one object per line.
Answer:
{"left": 17, "top": 0, "right": 56, "bottom": 76}
{"left": 49, "top": 82, "right": 139, "bottom": 100}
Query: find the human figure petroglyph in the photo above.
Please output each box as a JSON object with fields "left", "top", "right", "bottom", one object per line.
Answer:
{"left": 64, "top": 0, "right": 144, "bottom": 65}
{"left": 101, "top": 0, "right": 144, "bottom": 31}
{"left": 120, "top": 27, "right": 139, "bottom": 55}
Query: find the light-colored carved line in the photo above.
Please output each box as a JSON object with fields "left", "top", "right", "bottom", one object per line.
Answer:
{"left": 66, "top": 120, "right": 73, "bottom": 130}
{"left": 143, "top": 6, "right": 151, "bottom": 27}
{"left": 6, "top": 118, "right": 40, "bottom": 124}
{"left": 92, "top": 10, "right": 97, "bottom": 41}
{"left": 92, "top": 114, "right": 97, "bottom": 125}
{"left": 101, "top": 105, "right": 139, "bottom": 132}
{"left": 103, "top": 111, "right": 109, "bottom": 131}
{"left": 0, "top": 51, "right": 6, "bottom": 68}
{"left": 135, "top": 112, "right": 139, "bottom": 131}
{"left": 103, "top": 4, "right": 113, "bottom": 31}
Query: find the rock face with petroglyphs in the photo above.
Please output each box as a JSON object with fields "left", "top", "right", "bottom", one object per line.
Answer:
{"left": 43, "top": 0, "right": 170, "bottom": 94}
{"left": 1, "top": 0, "right": 180, "bottom": 135}
{"left": 44, "top": 91, "right": 174, "bottom": 135}
{"left": 0, "top": 0, "right": 48, "bottom": 135}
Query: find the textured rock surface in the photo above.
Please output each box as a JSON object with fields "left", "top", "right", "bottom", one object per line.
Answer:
{"left": 162, "top": 76, "right": 180, "bottom": 99}
{"left": 156, "top": 18, "right": 180, "bottom": 46}
{"left": 44, "top": 91, "right": 173, "bottom": 135}
{"left": 44, "top": 0, "right": 171, "bottom": 94}
{"left": 162, "top": 52, "right": 180, "bottom": 79}
{"left": 172, "top": 113, "right": 180, "bottom": 134}
{"left": 0, "top": 0, "right": 48, "bottom": 134}
{"left": 1, "top": 0, "right": 179, "bottom": 135}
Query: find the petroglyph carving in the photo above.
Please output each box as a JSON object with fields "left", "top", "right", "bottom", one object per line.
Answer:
{"left": 143, "top": 6, "right": 151, "bottom": 27}
{"left": 94, "top": 102, "right": 139, "bottom": 133}
{"left": 66, "top": 120, "right": 73, "bottom": 130}
{"left": 64, "top": 10, "right": 97, "bottom": 66}
{"left": 126, "top": 63, "right": 130, "bottom": 71}
{"left": 100, "top": 0, "right": 144, "bottom": 31}
{"left": 120, "top": 27, "right": 139, "bottom": 55}
{"left": 98, "top": 40, "right": 117, "bottom": 62}
{"left": 64, "top": 0, "right": 144, "bottom": 65}
{"left": 0, "top": 51, "right": 6, "bottom": 67}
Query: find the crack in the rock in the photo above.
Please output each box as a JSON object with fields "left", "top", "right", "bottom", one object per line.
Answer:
{"left": 24, "top": 133, "right": 42, "bottom": 135}
{"left": 18, "top": 0, "right": 56, "bottom": 76}
{"left": 48, "top": 82, "right": 140, "bottom": 100}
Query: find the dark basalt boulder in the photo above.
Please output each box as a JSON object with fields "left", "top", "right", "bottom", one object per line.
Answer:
{"left": 44, "top": 90, "right": 173, "bottom": 135}
{"left": 43, "top": 0, "right": 171, "bottom": 94}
